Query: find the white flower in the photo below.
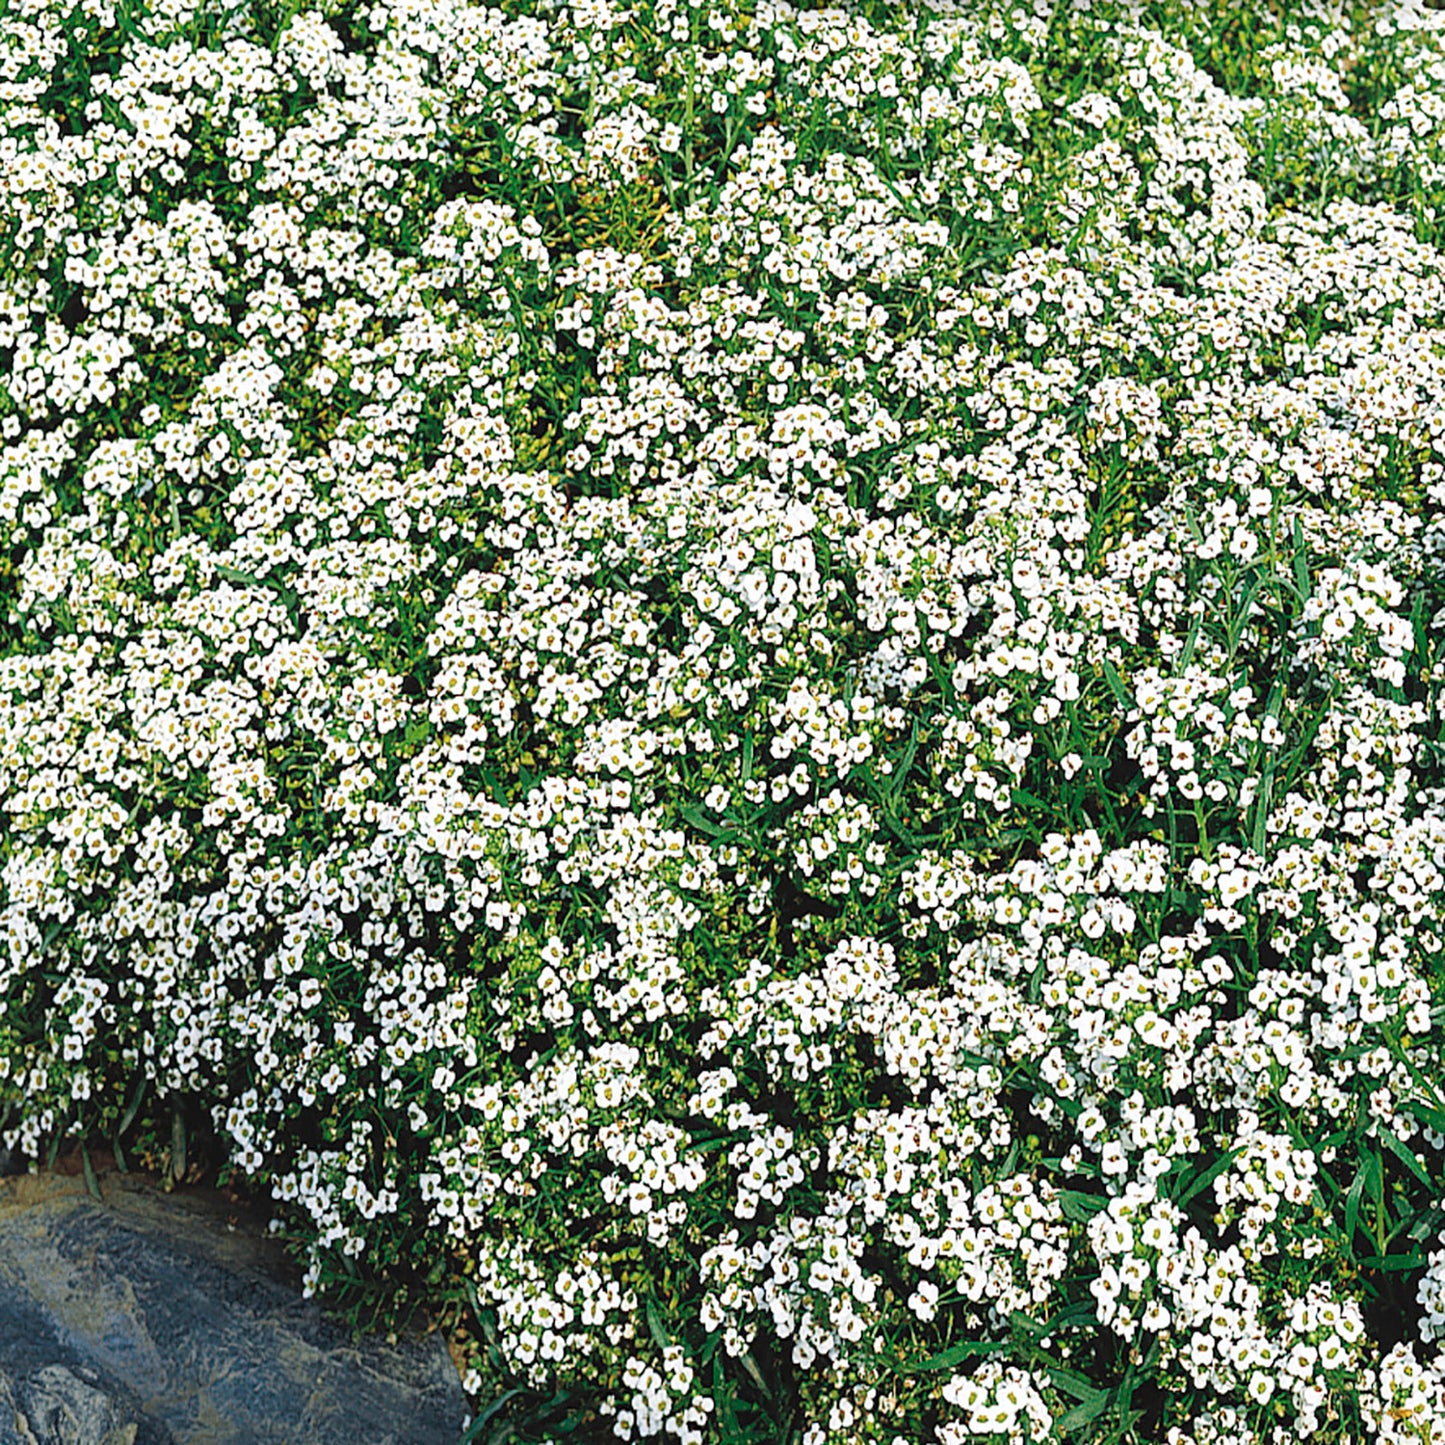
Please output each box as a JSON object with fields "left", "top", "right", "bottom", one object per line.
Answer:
{"left": 908, "top": 1279, "right": 940, "bottom": 1322}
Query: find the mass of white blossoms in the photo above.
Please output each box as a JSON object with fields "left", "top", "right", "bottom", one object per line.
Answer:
{"left": 4, "top": 0, "right": 1445, "bottom": 1440}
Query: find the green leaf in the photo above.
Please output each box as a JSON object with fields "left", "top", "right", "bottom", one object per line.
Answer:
{"left": 1357, "top": 1252, "right": 1427, "bottom": 1272}
{"left": 1403, "top": 1097, "right": 1445, "bottom": 1136}
{"left": 1410, "top": 589, "right": 1429, "bottom": 663}
{"left": 1044, "top": 1301, "right": 1100, "bottom": 1334}
{"left": 1178, "top": 611, "right": 1202, "bottom": 670}
{"left": 1278, "top": 700, "right": 1332, "bottom": 796}
{"left": 1055, "top": 1390, "right": 1110, "bottom": 1434}
{"left": 646, "top": 1297, "right": 671, "bottom": 1348}
{"left": 459, "top": 1388, "right": 523, "bottom": 1445}
{"left": 1174, "top": 1148, "right": 1242, "bottom": 1209}
{"left": 1345, "top": 1150, "right": 1379, "bottom": 1249}
{"left": 1010, "top": 786, "right": 1056, "bottom": 812}
{"left": 80, "top": 1144, "right": 102, "bottom": 1203}
{"left": 170, "top": 1100, "right": 187, "bottom": 1186}
{"left": 888, "top": 719, "right": 920, "bottom": 800}
{"left": 1048, "top": 1366, "right": 1107, "bottom": 1405}
{"left": 738, "top": 1350, "right": 772, "bottom": 1398}
{"left": 1250, "top": 768, "right": 1273, "bottom": 854}
{"left": 1378, "top": 1127, "right": 1433, "bottom": 1190}
{"left": 1407, "top": 1203, "right": 1445, "bottom": 1243}
{"left": 1101, "top": 657, "right": 1133, "bottom": 710}
{"left": 903, "top": 1338, "right": 1010, "bottom": 1373}
{"left": 1226, "top": 572, "right": 1262, "bottom": 655}
{"left": 1059, "top": 1190, "right": 1107, "bottom": 1223}
{"left": 215, "top": 563, "right": 262, "bottom": 587}
{"left": 713, "top": 1356, "right": 743, "bottom": 1443}
{"left": 1291, "top": 515, "right": 1310, "bottom": 605}
{"left": 682, "top": 1132, "right": 738, "bottom": 1154}
{"left": 117, "top": 1074, "right": 149, "bottom": 1141}
{"left": 679, "top": 805, "right": 725, "bottom": 838}
{"left": 212, "top": 563, "right": 298, "bottom": 609}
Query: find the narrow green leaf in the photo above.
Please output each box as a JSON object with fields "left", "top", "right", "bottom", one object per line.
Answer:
{"left": 1059, "top": 1190, "right": 1107, "bottom": 1222}
{"left": 1357, "top": 1252, "right": 1427, "bottom": 1272}
{"left": 1174, "top": 1148, "right": 1241, "bottom": 1209}
{"left": 1408, "top": 1204, "right": 1445, "bottom": 1242}
{"left": 1250, "top": 768, "right": 1273, "bottom": 854}
{"left": 117, "top": 1075, "right": 149, "bottom": 1141}
{"left": 80, "top": 1144, "right": 102, "bottom": 1203}
{"left": 1101, "top": 657, "right": 1133, "bottom": 710}
{"left": 1227, "top": 573, "right": 1261, "bottom": 655}
{"left": 1178, "top": 611, "right": 1202, "bottom": 670}
{"left": 1010, "top": 786, "right": 1055, "bottom": 812}
{"left": 1410, "top": 590, "right": 1428, "bottom": 662}
{"left": 739, "top": 1350, "right": 772, "bottom": 1398}
{"left": 171, "top": 1101, "right": 186, "bottom": 1186}
{"left": 1371, "top": 1145, "right": 1387, "bottom": 1241}
{"left": 1056, "top": 1391, "right": 1110, "bottom": 1434}
{"left": 1344, "top": 1157, "right": 1368, "bottom": 1246}
{"left": 1291, "top": 516, "right": 1310, "bottom": 605}
{"left": 713, "top": 1356, "right": 743, "bottom": 1443}
{"left": 1378, "top": 1128, "right": 1433, "bottom": 1190}
{"left": 1048, "top": 1367, "right": 1107, "bottom": 1405}
{"left": 1278, "top": 701, "right": 1331, "bottom": 796}
{"left": 888, "top": 719, "right": 920, "bottom": 800}
{"left": 679, "top": 806, "right": 724, "bottom": 838}
{"left": 1043, "top": 1301, "right": 1100, "bottom": 1333}
{"left": 683, "top": 1133, "right": 738, "bottom": 1154}
{"left": 904, "top": 1338, "right": 1010, "bottom": 1373}
{"left": 215, "top": 563, "right": 262, "bottom": 587}
{"left": 212, "top": 563, "right": 298, "bottom": 608}
{"left": 1403, "top": 1098, "right": 1445, "bottom": 1136}
{"left": 1348, "top": 1144, "right": 1386, "bottom": 1253}
{"left": 459, "top": 1388, "right": 523, "bottom": 1445}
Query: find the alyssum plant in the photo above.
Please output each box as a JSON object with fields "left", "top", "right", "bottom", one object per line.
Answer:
{"left": 3, "top": 0, "right": 1445, "bottom": 1441}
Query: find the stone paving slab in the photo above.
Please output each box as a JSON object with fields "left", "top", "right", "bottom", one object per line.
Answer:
{"left": 0, "top": 1172, "right": 465, "bottom": 1444}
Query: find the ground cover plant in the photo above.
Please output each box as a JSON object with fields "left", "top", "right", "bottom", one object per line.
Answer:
{"left": 6, "top": 0, "right": 1445, "bottom": 1439}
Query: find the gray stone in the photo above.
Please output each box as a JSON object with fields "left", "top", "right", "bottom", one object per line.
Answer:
{"left": 16, "top": 1365, "right": 137, "bottom": 1445}
{"left": 0, "top": 1375, "right": 33, "bottom": 1445}
{"left": 0, "top": 1174, "right": 465, "bottom": 1445}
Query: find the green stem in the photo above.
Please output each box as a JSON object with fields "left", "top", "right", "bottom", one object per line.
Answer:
{"left": 1193, "top": 800, "right": 1211, "bottom": 862}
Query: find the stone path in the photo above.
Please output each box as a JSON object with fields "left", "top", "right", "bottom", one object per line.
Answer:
{"left": 0, "top": 1170, "right": 465, "bottom": 1444}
